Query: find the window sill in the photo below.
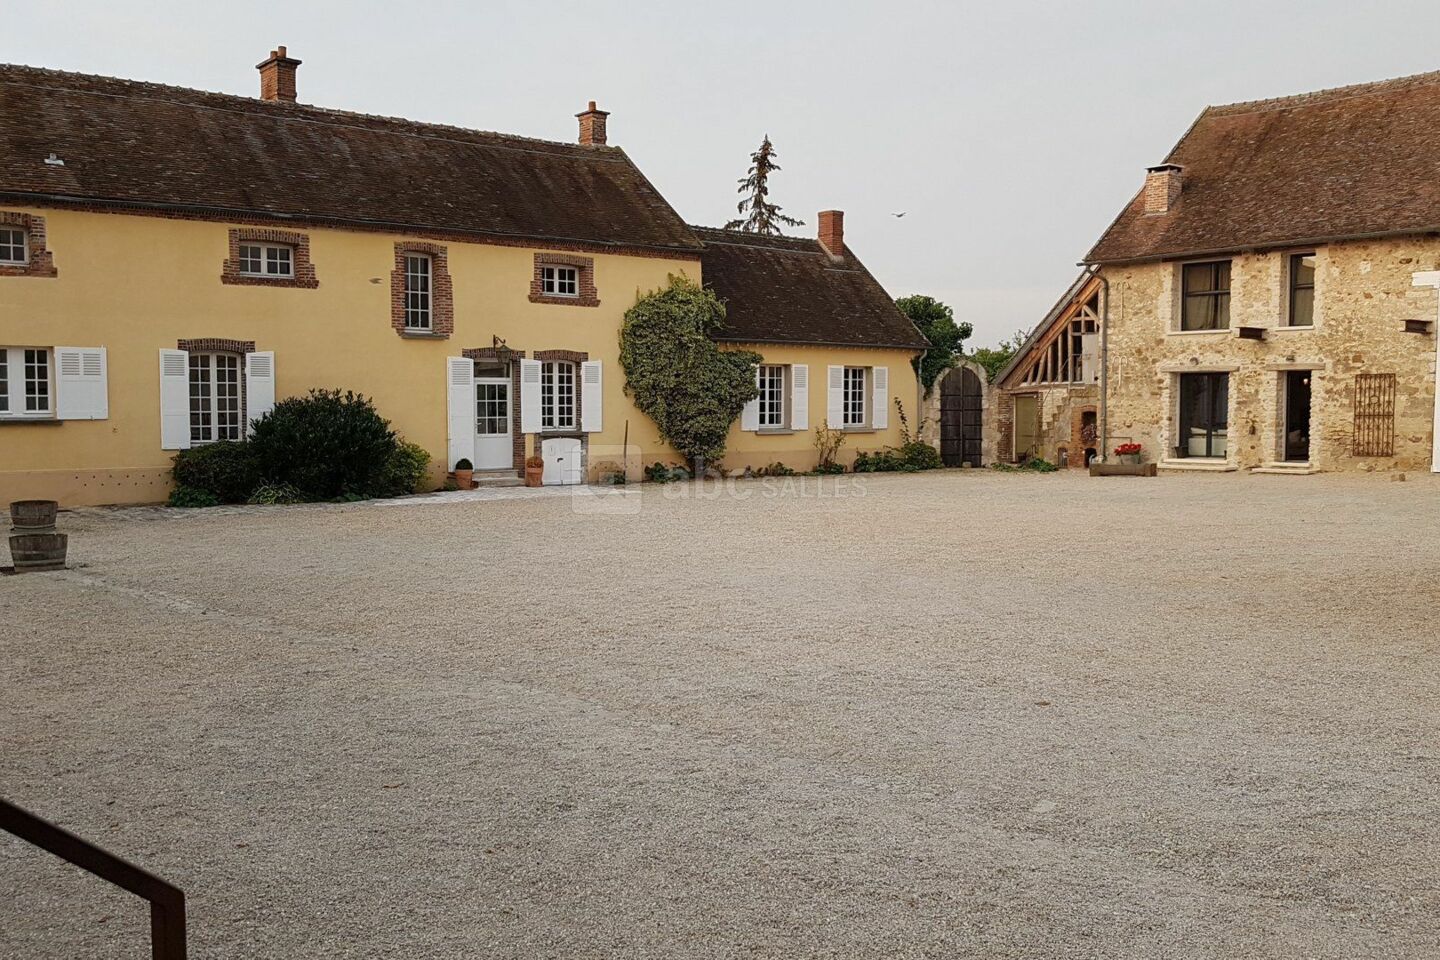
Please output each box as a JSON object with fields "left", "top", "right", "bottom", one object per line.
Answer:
{"left": 397, "top": 329, "right": 449, "bottom": 340}
{"left": 221, "top": 275, "right": 318, "bottom": 289}
{"left": 756, "top": 428, "right": 797, "bottom": 436}
{"left": 528, "top": 294, "right": 601, "bottom": 308}
{"left": 0, "top": 416, "right": 60, "bottom": 425}
{"left": 1271, "top": 325, "right": 1316, "bottom": 333}
{"left": 842, "top": 427, "right": 877, "bottom": 434}
{"left": 1167, "top": 328, "right": 1231, "bottom": 336}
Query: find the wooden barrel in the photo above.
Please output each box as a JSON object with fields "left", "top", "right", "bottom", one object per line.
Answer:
{"left": 9, "top": 532, "right": 67, "bottom": 571}
{"left": 10, "top": 499, "right": 59, "bottom": 531}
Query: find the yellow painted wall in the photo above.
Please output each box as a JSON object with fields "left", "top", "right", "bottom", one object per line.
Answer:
{"left": 0, "top": 207, "right": 692, "bottom": 504}
{"left": 717, "top": 342, "right": 922, "bottom": 474}
{"left": 0, "top": 207, "right": 920, "bottom": 504}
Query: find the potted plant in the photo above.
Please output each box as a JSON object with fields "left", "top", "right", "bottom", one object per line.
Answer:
{"left": 524, "top": 455, "right": 544, "bottom": 487}
{"left": 1114, "top": 442, "right": 1143, "bottom": 464}
{"left": 453, "top": 458, "right": 474, "bottom": 489}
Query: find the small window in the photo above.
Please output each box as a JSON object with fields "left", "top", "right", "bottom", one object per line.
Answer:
{"left": 1287, "top": 253, "right": 1316, "bottom": 327}
{"left": 188, "top": 352, "right": 243, "bottom": 443}
{"left": 0, "top": 347, "right": 52, "bottom": 418}
{"left": 404, "top": 254, "right": 432, "bottom": 330}
{"left": 0, "top": 228, "right": 26, "bottom": 265}
{"left": 540, "top": 265, "right": 579, "bottom": 297}
{"left": 757, "top": 365, "right": 786, "bottom": 428}
{"left": 842, "top": 366, "right": 867, "bottom": 427}
{"left": 541, "top": 361, "right": 576, "bottom": 430}
{"left": 238, "top": 243, "right": 295, "bottom": 279}
{"left": 1181, "top": 260, "right": 1231, "bottom": 330}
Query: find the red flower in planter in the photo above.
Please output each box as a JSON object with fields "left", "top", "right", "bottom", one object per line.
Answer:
{"left": 1114, "top": 443, "right": 1143, "bottom": 456}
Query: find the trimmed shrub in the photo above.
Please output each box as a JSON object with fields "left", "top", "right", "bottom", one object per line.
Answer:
{"left": 249, "top": 389, "right": 397, "bottom": 500}
{"left": 168, "top": 484, "right": 220, "bottom": 508}
{"left": 900, "top": 441, "right": 942, "bottom": 470}
{"left": 376, "top": 440, "right": 432, "bottom": 497}
{"left": 171, "top": 441, "right": 261, "bottom": 504}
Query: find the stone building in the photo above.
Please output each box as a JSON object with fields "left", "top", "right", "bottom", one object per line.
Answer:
{"left": 1002, "top": 70, "right": 1440, "bottom": 474}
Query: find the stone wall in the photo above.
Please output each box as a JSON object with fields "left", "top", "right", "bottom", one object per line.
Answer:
{"left": 994, "top": 384, "right": 1100, "bottom": 468}
{"left": 1103, "top": 237, "right": 1439, "bottom": 472}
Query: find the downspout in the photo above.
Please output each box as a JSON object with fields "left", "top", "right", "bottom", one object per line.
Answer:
{"left": 1098, "top": 272, "right": 1111, "bottom": 463}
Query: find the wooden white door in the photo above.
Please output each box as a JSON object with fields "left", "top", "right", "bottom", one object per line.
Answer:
{"left": 474, "top": 376, "right": 512, "bottom": 470}
{"left": 541, "top": 437, "right": 583, "bottom": 485}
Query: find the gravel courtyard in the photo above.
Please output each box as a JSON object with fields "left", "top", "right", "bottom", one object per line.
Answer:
{"left": 3, "top": 470, "right": 1439, "bottom": 959}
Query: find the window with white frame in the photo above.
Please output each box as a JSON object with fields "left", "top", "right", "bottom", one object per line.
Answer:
{"left": 404, "top": 254, "right": 432, "bottom": 329}
{"left": 0, "top": 347, "right": 51, "bottom": 418}
{"left": 540, "top": 360, "right": 576, "bottom": 430}
{"left": 540, "top": 265, "right": 579, "bottom": 297}
{"left": 757, "top": 364, "right": 786, "bottom": 428}
{"left": 188, "top": 352, "right": 243, "bottom": 443}
{"left": 237, "top": 242, "right": 295, "bottom": 279}
{"left": 842, "top": 366, "right": 867, "bottom": 427}
{"left": 0, "top": 228, "right": 26, "bottom": 265}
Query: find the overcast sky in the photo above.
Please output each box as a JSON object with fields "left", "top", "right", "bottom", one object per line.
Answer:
{"left": 7, "top": 0, "right": 1440, "bottom": 346}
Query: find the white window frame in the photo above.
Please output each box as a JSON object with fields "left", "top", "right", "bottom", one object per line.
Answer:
{"left": 540, "top": 360, "right": 577, "bottom": 430}
{"left": 475, "top": 378, "right": 510, "bottom": 436}
{"left": 188, "top": 352, "right": 244, "bottom": 444}
{"left": 0, "top": 346, "right": 53, "bottom": 419}
{"left": 404, "top": 254, "right": 433, "bottom": 329}
{"left": 540, "top": 264, "right": 580, "bottom": 297}
{"left": 0, "top": 227, "right": 27, "bottom": 265}
{"left": 842, "top": 366, "right": 868, "bottom": 428}
{"left": 757, "top": 364, "right": 786, "bottom": 429}
{"left": 237, "top": 242, "right": 295, "bottom": 279}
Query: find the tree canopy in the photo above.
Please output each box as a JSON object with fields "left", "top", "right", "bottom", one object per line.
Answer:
{"left": 970, "top": 329, "right": 1031, "bottom": 380}
{"left": 896, "top": 295, "right": 973, "bottom": 392}
{"left": 725, "top": 136, "right": 804, "bottom": 235}
{"left": 619, "top": 276, "right": 761, "bottom": 467}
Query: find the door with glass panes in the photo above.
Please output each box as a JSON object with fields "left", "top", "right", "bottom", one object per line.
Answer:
{"left": 473, "top": 363, "right": 512, "bottom": 470}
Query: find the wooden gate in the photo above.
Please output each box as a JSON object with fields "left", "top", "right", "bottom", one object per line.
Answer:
{"left": 940, "top": 367, "right": 983, "bottom": 467}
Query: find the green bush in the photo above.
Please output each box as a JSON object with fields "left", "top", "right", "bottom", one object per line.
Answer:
{"left": 376, "top": 440, "right": 432, "bottom": 497}
{"left": 171, "top": 441, "right": 261, "bottom": 504}
{"left": 853, "top": 442, "right": 941, "bottom": 473}
{"left": 812, "top": 461, "right": 846, "bottom": 475}
{"left": 645, "top": 462, "right": 690, "bottom": 483}
{"left": 755, "top": 461, "right": 795, "bottom": 477}
{"left": 900, "top": 441, "right": 942, "bottom": 470}
{"left": 246, "top": 481, "right": 304, "bottom": 505}
{"left": 992, "top": 457, "right": 1059, "bottom": 474}
{"left": 168, "top": 484, "right": 220, "bottom": 508}
{"left": 249, "top": 389, "right": 398, "bottom": 500}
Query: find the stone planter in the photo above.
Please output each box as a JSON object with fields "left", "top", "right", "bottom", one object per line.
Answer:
{"left": 1089, "top": 462, "right": 1157, "bottom": 478}
{"left": 10, "top": 532, "right": 68, "bottom": 572}
{"left": 10, "top": 499, "right": 58, "bottom": 531}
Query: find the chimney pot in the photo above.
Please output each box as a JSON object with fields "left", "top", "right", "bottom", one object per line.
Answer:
{"left": 1144, "top": 163, "right": 1183, "bottom": 215}
{"left": 818, "top": 210, "right": 845, "bottom": 257}
{"left": 576, "top": 101, "right": 610, "bottom": 146}
{"left": 257, "top": 45, "right": 301, "bottom": 103}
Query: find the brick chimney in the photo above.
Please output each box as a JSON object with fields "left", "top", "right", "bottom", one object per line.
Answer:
{"left": 576, "top": 101, "right": 610, "bottom": 146}
{"left": 818, "top": 210, "right": 845, "bottom": 257}
{"left": 1143, "top": 163, "right": 1183, "bottom": 215}
{"left": 257, "top": 46, "right": 301, "bottom": 103}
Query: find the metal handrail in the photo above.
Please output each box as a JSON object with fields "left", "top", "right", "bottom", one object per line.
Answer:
{"left": 0, "top": 797, "right": 187, "bottom": 959}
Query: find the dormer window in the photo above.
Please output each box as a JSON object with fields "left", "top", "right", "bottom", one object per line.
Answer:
{"left": 238, "top": 242, "right": 294, "bottom": 279}
{"left": 540, "top": 264, "right": 579, "bottom": 297}
{"left": 0, "top": 227, "right": 26, "bottom": 265}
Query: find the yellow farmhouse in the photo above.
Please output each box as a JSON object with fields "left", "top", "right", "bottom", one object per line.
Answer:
{"left": 0, "top": 50, "right": 926, "bottom": 506}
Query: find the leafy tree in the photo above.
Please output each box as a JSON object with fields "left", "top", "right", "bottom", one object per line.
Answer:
{"left": 620, "top": 276, "right": 761, "bottom": 468}
{"left": 896, "top": 295, "right": 973, "bottom": 392}
{"left": 970, "top": 329, "right": 1031, "bottom": 381}
{"left": 725, "top": 136, "right": 805, "bottom": 235}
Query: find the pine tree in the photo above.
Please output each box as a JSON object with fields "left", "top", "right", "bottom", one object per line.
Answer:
{"left": 724, "top": 136, "right": 805, "bottom": 235}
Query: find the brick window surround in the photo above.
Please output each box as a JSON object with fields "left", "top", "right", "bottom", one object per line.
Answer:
{"left": 221, "top": 228, "right": 318, "bottom": 288}
{"left": 534, "top": 349, "right": 590, "bottom": 436}
{"left": 463, "top": 346, "right": 528, "bottom": 475}
{"left": 392, "top": 242, "right": 454, "bottom": 338}
{"left": 0, "top": 211, "right": 58, "bottom": 278}
{"left": 529, "top": 253, "right": 599, "bottom": 307}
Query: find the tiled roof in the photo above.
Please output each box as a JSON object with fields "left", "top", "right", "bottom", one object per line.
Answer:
{"left": 1086, "top": 70, "right": 1440, "bottom": 264}
{"left": 0, "top": 63, "right": 700, "bottom": 253}
{"left": 694, "top": 227, "right": 928, "bottom": 350}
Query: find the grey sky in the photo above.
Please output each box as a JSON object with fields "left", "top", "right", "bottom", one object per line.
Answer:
{"left": 7, "top": 0, "right": 1440, "bottom": 346}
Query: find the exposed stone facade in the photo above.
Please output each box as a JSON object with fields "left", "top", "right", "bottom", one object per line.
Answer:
{"left": 995, "top": 385, "right": 1100, "bottom": 469}
{"left": 1102, "top": 237, "right": 1439, "bottom": 473}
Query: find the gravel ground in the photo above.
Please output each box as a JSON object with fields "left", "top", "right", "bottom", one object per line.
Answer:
{"left": 3, "top": 470, "right": 1439, "bottom": 959}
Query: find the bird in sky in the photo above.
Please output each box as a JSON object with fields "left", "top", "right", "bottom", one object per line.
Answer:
{"left": 892, "top": 211, "right": 906, "bottom": 218}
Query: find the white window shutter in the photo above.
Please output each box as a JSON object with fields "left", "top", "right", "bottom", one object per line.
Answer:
{"left": 790, "top": 364, "right": 808, "bottom": 431}
{"left": 446, "top": 356, "right": 476, "bottom": 469}
{"left": 245, "top": 351, "right": 276, "bottom": 434}
{"left": 580, "top": 360, "right": 603, "bottom": 433}
{"left": 826, "top": 365, "right": 844, "bottom": 428}
{"left": 740, "top": 365, "right": 760, "bottom": 431}
{"left": 55, "top": 347, "right": 108, "bottom": 420}
{"left": 519, "top": 358, "right": 542, "bottom": 433}
{"left": 159, "top": 349, "right": 190, "bottom": 450}
{"left": 872, "top": 366, "right": 889, "bottom": 429}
